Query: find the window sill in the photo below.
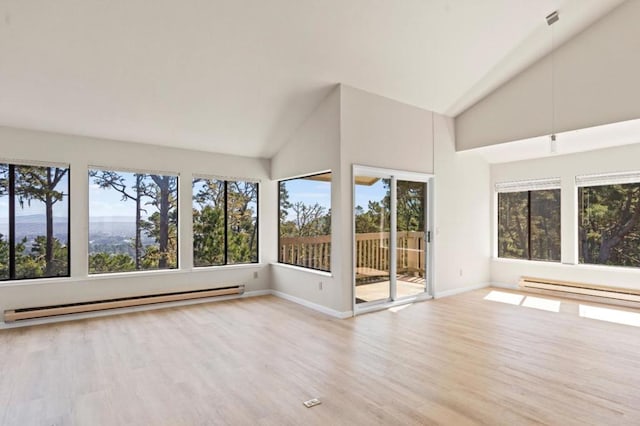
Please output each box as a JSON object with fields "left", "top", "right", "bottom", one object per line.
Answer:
{"left": 492, "top": 258, "right": 640, "bottom": 274}
{"left": 492, "top": 258, "right": 563, "bottom": 266}
{"left": 0, "top": 276, "right": 80, "bottom": 288}
{"left": 271, "top": 262, "right": 333, "bottom": 277}
{"left": 191, "top": 263, "right": 263, "bottom": 272}
{"left": 86, "top": 268, "right": 184, "bottom": 281}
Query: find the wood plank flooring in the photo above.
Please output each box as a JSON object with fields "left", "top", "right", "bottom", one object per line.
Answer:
{"left": 1, "top": 287, "right": 640, "bottom": 425}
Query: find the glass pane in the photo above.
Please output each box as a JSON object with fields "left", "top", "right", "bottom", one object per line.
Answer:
{"left": 278, "top": 173, "right": 331, "bottom": 272}
{"left": 0, "top": 164, "right": 9, "bottom": 280}
{"left": 396, "top": 180, "right": 426, "bottom": 298}
{"left": 192, "top": 179, "right": 225, "bottom": 267}
{"left": 497, "top": 192, "right": 529, "bottom": 259}
{"left": 89, "top": 170, "right": 178, "bottom": 274}
{"left": 227, "top": 181, "right": 258, "bottom": 264}
{"left": 355, "top": 176, "right": 391, "bottom": 304}
{"left": 14, "top": 166, "right": 69, "bottom": 278}
{"left": 530, "top": 189, "right": 561, "bottom": 261}
{"left": 579, "top": 183, "right": 640, "bottom": 267}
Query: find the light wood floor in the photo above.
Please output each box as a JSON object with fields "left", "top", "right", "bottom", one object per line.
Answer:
{"left": 1, "top": 287, "right": 640, "bottom": 425}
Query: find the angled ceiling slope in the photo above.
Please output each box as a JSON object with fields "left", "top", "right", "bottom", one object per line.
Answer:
{"left": 0, "top": 0, "right": 624, "bottom": 158}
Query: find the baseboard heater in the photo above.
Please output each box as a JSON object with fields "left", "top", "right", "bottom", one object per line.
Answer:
{"left": 519, "top": 277, "right": 640, "bottom": 307}
{"left": 4, "top": 285, "right": 244, "bottom": 323}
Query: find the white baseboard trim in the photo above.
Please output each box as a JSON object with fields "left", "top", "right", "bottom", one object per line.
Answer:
{"left": 434, "top": 282, "right": 490, "bottom": 299}
{"left": 270, "top": 290, "right": 353, "bottom": 319}
{"left": 242, "top": 289, "right": 272, "bottom": 297}
{"left": 1, "top": 287, "right": 271, "bottom": 329}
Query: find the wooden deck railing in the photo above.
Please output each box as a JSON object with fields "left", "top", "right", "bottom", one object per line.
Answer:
{"left": 279, "top": 234, "right": 331, "bottom": 271}
{"left": 279, "top": 231, "right": 425, "bottom": 278}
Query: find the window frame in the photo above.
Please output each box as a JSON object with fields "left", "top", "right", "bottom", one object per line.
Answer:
{"left": 192, "top": 175, "right": 260, "bottom": 268}
{"left": 278, "top": 171, "right": 332, "bottom": 273}
{"left": 0, "top": 160, "right": 71, "bottom": 282}
{"left": 495, "top": 178, "right": 561, "bottom": 262}
{"left": 88, "top": 166, "right": 180, "bottom": 275}
{"left": 576, "top": 171, "right": 640, "bottom": 268}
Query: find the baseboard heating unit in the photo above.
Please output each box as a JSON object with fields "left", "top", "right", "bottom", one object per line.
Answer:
{"left": 4, "top": 285, "right": 244, "bottom": 323}
{"left": 519, "top": 277, "right": 640, "bottom": 308}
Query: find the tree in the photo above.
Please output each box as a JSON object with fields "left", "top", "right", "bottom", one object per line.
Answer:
{"left": 91, "top": 170, "right": 145, "bottom": 268}
{"left": 580, "top": 183, "right": 640, "bottom": 265}
{"left": 90, "top": 171, "right": 178, "bottom": 272}
{"left": 0, "top": 235, "right": 8, "bottom": 279}
{"left": 89, "top": 252, "right": 136, "bottom": 273}
{"left": 227, "top": 181, "right": 258, "bottom": 263}
{"left": 143, "top": 175, "right": 178, "bottom": 268}
{"left": 14, "top": 166, "right": 68, "bottom": 276}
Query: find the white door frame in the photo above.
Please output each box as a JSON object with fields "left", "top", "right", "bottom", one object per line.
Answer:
{"left": 352, "top": 164, "right": 435, "bottom": 315}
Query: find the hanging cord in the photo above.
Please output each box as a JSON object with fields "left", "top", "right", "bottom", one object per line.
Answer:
{"left": 551, "top": 21, "right": 555, "bottom": 138}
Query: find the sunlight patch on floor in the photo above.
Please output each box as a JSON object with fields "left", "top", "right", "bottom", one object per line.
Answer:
{"left": 484, "top": 290, "right": 560, "bottom": 312}
{"left": 388, "top": 303, "right": 412, "bottom": 313}
{"left": 484, "top": 290, "right": 524, "bottom": 305}
{"left": 521, "top": 296, "right": 561, "bottom": 312}
{"left": 579, "top": 304, "right": 640, "bottom": 327}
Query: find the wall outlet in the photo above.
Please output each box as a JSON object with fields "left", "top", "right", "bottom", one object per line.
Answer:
{"left": 319, "top": 281, "right": 323, "bottom": 291}
{"left": 459, "top": 269, "right": 463, "bottom": 277}
{"left": 253, "top": 271, "right": 258, "bottom": 279}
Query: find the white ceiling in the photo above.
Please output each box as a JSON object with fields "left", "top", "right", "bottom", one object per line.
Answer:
{"left": 0, "top": 0, "right": 625, "bottom": 158}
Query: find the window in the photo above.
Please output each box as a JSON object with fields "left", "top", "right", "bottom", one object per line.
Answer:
{"left": 278, "top": 172, "right": 331, "bottom": 271}
{"left": 579, "top": 180, "right": 640, "bottom": 267}
{"left": 89, "top": 169, "right": 178, "bottom": 274}
{"left": 0, "top": 162, "right": 70, "bottom": 281}
{"left": 497, "top": 181, "right": 561, "bottom": 261}
{"left": 192, "top": 178, "right": 258, "bottom": 266}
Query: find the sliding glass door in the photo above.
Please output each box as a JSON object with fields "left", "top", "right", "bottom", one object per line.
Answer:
{"left": 354, "top": 175, "right": 391, "bottom": 304}
{"left": 396, "top": 180, "right": 427, "bottom": 299}
{"left": 354, "top": 166, "right": 432, "bottom": 308}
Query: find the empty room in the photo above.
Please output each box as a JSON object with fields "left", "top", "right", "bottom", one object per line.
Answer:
{"left": 2, "top": 0, "right": 640, "bottom": 424}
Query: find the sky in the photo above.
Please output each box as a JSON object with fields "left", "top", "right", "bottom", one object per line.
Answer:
{"left": 0, "top": 171, "right": 387, "bottom": 231}
{"left": 0, "top": 173, "right": 69, "bottom": 220}
{"left": 354, "top": 179, "right": 388, "bottom": 212}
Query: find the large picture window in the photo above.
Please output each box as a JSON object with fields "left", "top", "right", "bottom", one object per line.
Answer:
{"left": 579, "top": 181, "right": 640, "bottom": 267}
{"left": 278, "top": 172, "right": 331, "bottom": 272}
{"left": 497, "top": 187, "right": 561, "bottom": 261}
{"left": 89, "top": 169, "right": 178, "bottom": 274}
{"left": 0, "top": 162, "right": 70, "bottom": 280}
{"left": 192, "top": 178, "right": 258, "bottom": 267}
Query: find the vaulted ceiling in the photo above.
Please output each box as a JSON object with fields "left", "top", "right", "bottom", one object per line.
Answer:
{"left": 0, "top": 0, "right": 625, "bottom": 157}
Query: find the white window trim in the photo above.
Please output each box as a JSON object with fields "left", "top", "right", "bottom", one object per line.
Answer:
{"left": 495, "top": 177, "right": 561, "bottom": 193}
{"left": 576, "top": 170, "right": 640, "bottom": 187}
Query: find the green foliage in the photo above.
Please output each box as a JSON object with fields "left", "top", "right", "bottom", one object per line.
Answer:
{"left": 579, "top": 183, "right": 640, "bottom": 266}
{"left": 280, "top": 201, "right": 330, "bottom": 237}
{"left": 193, "top": 205, "right": 225, "bottom": 266}
{"left": 89, "top": 253, "right": 136, "bottom": 273}
{"left": 90, "top": 171, "right": 178, "bottom": 273}
{"left": 0, "top": 235, "right": 9, "bottom": 279}
{"left": 193, "top": 179, "right": 258, "bottom": 266}
{"left": 0, "top": 165, "right": 69, "bottom": 280}
{"left": 227, "top": 181, "right": 258, "bottom": 264}
{"left": 498, "top": 190, "right": 561, "bottom": 261}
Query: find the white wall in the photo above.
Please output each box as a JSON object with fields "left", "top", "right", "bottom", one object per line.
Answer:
{"left": 269, "top": 86, "right": 345, "bottom": 313}
{"left": 491, "top": 142, "right": 640, "bottom": 290}
{"left": 433, "top": 116, "right": 491, "bottom": 296}
{"left": 456, "top": 0, "right": 640, "bottom": 151}
{"left": 339, "top": 85, "right": 436, "bottom": 310}
{"left": 0, "top": 126, "right": 273, "bottom": 317}
{"left": 270, "top": 84, "right": 491, "bottom": 313}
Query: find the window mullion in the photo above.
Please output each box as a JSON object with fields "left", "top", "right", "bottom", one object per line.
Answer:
{"left": 224, "top": 180, "right": 228, "bottom": 266}
{"left": 8, "top": 165, "right": 15, "bottom": 280}
{"left": 527, "top": 191, "right": 532, "bottom": 260}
